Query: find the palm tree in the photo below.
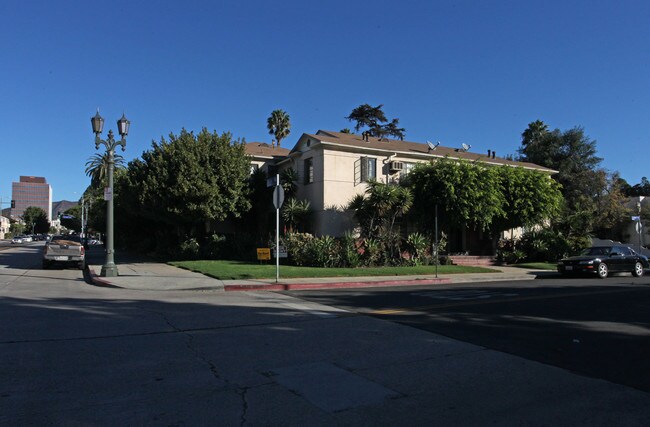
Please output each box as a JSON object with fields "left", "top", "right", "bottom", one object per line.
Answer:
{"left": 267, "top": 109, "right": 291, "bottom": 147}
{"left": 348, "top": 181, "right": 413, "bottom": 260}
{"left": 280, "top": 167, "right": 299, "bottom": 199}
{"left": 85, "top": 152, "right": 126, "bottom": 189}
{"left": 281, "top": 198, "right": 311, "bottom": 232}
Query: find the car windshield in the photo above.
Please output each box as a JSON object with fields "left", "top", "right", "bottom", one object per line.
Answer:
{"left": 580, "top": 247, "right": 610, "bottom": 256}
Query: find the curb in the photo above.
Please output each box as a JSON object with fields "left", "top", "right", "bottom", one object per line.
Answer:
{"left": 86, "top": 267, "right": 124, "bottom": 289}
{"left": 224, "top": 277, "right": 451, "bottom": 291}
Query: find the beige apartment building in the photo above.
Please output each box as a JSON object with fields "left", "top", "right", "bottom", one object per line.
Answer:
{"left": 246, "top": 130, "right": 556, "bottom": 252}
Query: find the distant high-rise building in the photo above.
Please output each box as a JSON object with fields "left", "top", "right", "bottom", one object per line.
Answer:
{"left": 11, "top": 176, "right": 53, "bottom": 221}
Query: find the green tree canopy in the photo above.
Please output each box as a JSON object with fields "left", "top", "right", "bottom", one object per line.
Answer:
{"left": 491, "top": 165, "right": 563, "bottom": 233}
{"left": 405, "top": 159, "right": 505, "bottom": 233}
{"left": 518, "top": 121, "right": 603, "bottom": 206}
{"left": 119, "top": 128, "right": 251, "bottom": 239}
{"left": 60, "top": 205, "right": 82, "bottom": 232}
{"left": 405, "top": 159, "right": 562, "bottom": 235}
{"left": 346, "top": 104, "right": 406, "bottom": 140}
{"left": 591, "top": 171, "right": 634, "bottom": 241}
{"left": 22, "top": 206, "right": 49, "bottom": 234}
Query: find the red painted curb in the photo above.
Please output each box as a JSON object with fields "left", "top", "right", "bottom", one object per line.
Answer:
{"left": 224, "top": 278, "right": 451, "bottom": 292}
{"left": 87, "top": 267, "right": 123, "bottom": 289}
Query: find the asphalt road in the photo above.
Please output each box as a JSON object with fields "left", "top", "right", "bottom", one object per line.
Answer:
{"left": 2, "top": 245, "right": 650, "bottom": 425}
{"left": 287, "top": 275, "right": 650, "bottom": 392}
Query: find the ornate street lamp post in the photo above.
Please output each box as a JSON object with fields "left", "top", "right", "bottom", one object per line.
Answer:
{"left": 91, "top": 110, "right": 129, "bottom": 277}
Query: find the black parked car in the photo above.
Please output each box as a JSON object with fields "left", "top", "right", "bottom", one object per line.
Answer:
{"left": 557, "top": 246, "right": 649, "bottom": 278}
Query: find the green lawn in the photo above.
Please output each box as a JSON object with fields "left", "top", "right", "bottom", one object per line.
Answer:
{"left": 169, "top": 260, "right": 498, "bottom": 280}
{"left": 511, "top": 262, "right": 558, "bottom": 270}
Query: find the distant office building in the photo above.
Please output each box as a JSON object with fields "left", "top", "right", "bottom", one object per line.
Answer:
{"left": 11, "top": 176, "right": 53, "bottom": 221}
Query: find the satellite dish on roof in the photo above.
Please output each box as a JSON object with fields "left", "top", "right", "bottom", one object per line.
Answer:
{"left": 427, "top": 140, "right": 440, "bottom": 152}
{"left": 461, "top": 143, "right": 471, "bottom": 152}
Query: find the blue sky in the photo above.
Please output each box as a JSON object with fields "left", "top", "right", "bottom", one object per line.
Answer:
{"left": 1, "top": 0, "right": 649, "bottom": 204}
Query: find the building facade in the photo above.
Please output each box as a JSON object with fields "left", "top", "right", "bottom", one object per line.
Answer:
{"left": 11, "top": 176, "right": 53, "bottom": 221}
{"left": 277, "top": 131, "right": 557, "bottom": 237}
{"left": 0, "top": 216, "right": 9, "bottom": 239}
{"left": 245, "top": 130, "right": 557, "bottom": 254}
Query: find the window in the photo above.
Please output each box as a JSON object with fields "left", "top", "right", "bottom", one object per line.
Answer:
{"left": 360, "top": 157, "right": 376, "bottom": 182}
{"left": 250, "top": 164, "right": 259, "bottom": 174}
{"left": 304, "top": 158, "right": 314, "bottom": 184}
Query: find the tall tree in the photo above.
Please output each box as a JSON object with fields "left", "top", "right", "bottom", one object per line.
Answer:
{"left": 266, "top": 109, "right": 291, "bottom": 147}
{"left": 518, "top": 122, "right": 603, "bottom": 202}
{"left": 346, "top": 104, "right": 387, "bottom": 132}
{"left": 117, "top": 128, "right": 252, "bottom": 252}
{"left": 629, "top": 177, "right": 650, "bottom": 197}
{"left": 85, "top": 151, "right": 126, "bottom": 189}
{"left": 592, "top": 171, "right": 634, "bottom": 241}
{"left": 381, "top": 118, "right": 406, "bottom": 140}
{"left": 21, "top": 206, "right": 49, "bottom": 234}
{"left": 346, "top": 104, "right": 406, "bottom": 140}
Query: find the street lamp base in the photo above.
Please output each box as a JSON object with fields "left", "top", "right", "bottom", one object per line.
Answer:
{"left": 100, "top": 264, "right": 119, "bottom": 277}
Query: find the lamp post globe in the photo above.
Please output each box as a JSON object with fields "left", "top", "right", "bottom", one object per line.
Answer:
{"left": 91, "top": 110, "right": 128, "bottom": 277}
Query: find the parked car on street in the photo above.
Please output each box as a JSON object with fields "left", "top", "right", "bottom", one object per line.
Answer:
{"left": 11, "top": 236, "right": 24, "bottom": 244}
{"left": 557, "top": 246, "right": 649, "bottom": 278}
{"left": 42, "top": 235, "right": 85, "bottom": 270}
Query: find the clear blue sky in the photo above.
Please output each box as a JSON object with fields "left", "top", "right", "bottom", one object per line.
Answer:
{"left": 1, "top": 0, "right": 649, "bottom": 204}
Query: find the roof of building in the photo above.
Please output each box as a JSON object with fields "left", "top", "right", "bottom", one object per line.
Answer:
{"left": 245, "top": 142, "right": 290, "bottom": 159}
{"left": 292, "top": 130, "right": 557, "bottom": 174}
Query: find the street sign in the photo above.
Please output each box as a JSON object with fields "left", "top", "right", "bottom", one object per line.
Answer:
{"left": 104, "top": 187, "right": 112, "bottom": 201}
{"left": 273, "top": 245, "right": 288, "bottom": 258}
{"left": 273, "top": 185, "right": 285, "bottom": 210}
{"left": 632, "top": 216, "right": 640, "bottom": 221}
{"left": 257, "top": 248, "right": 271, "bottom": 261}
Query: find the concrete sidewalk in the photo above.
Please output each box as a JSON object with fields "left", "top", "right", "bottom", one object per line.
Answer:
{"left": 87, "top": 260, "right": 550, "bottom": 291}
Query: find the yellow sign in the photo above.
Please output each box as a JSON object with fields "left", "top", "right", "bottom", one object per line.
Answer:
{"left": 257, "top": 248, "right": 271, "bottom": 261}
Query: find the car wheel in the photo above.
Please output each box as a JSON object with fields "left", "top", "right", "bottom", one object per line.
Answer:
{"left": 78, "top": 260, "right": 86, "bottom": 270}
{"left": 632, "top": 262, "right": 644, "bottom": 277}
{"left": 597, "top": 263, "right": 608, "bottom": 279}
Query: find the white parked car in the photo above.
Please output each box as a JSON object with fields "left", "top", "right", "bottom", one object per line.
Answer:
{"left": 11, "top": 236, "right": 24, "bottom": 244}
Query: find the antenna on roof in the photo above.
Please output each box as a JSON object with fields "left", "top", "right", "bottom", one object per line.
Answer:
{"left": 427, "top": 140, "right": 439, "bottom": 152}
{"left": 461, "top": 143, "right": 471, "bottom": 152}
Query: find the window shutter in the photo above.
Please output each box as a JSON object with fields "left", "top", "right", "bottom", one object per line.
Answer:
{"left": 360, "top": 156, "right": 368, "bottom": 182}
{"left": 354, "top": 158, "right": 361, "bottom": 186}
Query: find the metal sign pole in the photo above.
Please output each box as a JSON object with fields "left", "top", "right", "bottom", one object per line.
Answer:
{"left": 435, "top": 204, "right": 439, "bottom": 278}
{"left": 275, "top": 174, "right": 282, "bottom": 283}
{"left": 272, "top": 174, "right": 285, "bottom": 283}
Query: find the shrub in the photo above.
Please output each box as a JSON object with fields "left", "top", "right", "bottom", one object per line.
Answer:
{"left": 179, "top": 237, "right": 201, "bottom": 260}
{"left": 407, "top": 232, "right": 429, "bottom": 266}
{"left": 203, "top": 234, "right": 227, "bottom": 259}
{"left": 362, "top": 238, "right": 382, "bottom": 266}
{"left": 340, "top": 231, "right": 361, "bottom": 268}
{"left": 305, "top": 235, "right": 341, "bottom": 267}
{"left": 283, "top": 233, "right": 315, "bottom": 266}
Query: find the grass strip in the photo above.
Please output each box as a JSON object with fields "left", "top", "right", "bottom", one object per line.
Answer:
{"left": 169, "top": 260, "right": 497, "bottom": 280}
